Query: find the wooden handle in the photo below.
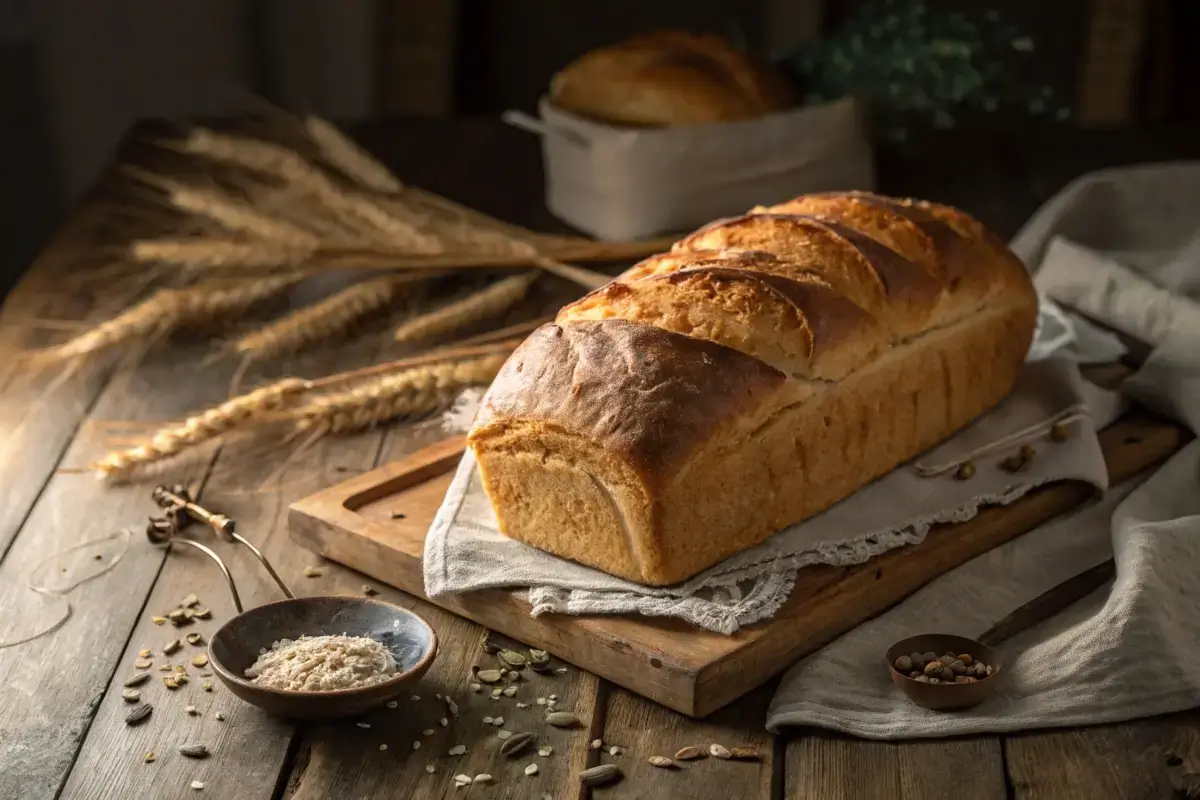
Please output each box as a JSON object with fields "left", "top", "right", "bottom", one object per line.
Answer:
{"left": 977, "top": 559, "right": 1116, "bottom": 647}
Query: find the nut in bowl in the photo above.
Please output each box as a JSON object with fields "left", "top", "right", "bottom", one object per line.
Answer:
{"left": 885, "top": 633, "right": 1003, "bottom": 712}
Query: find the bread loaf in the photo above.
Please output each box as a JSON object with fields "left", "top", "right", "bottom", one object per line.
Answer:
{"left": 549, "top": 30, "right": 793, "bottom": 127}
{"left": 467, "top": 192, "right": 1038, "bottom": 585}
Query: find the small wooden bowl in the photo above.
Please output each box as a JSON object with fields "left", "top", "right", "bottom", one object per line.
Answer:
{"left": 885, "top": 633, "right": 1003, "bottom": 712}
{"left": 209, "top": 596, "right": 438, "bottom": 720}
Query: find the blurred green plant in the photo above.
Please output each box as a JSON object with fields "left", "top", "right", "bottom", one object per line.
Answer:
{"left": 782, "top": 0, "right": 1071, "bottom": 144}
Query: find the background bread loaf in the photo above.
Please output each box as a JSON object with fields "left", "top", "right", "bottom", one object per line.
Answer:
{"left": 468, "top": 192, "right": 1038, "bottom": 586}
{"left": 548, "top": 30, "right": 794, "bottom": 127}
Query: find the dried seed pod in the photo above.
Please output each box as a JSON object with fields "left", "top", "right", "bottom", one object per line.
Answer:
{"left": 545, "top": 711, "right": 580, "bottom": 728}
{"left": 729, "top": 747, "right": 761, "bottom": 761}
{"left": 125, "top": 704, "right": 153, "bottom": 726}
{"left": 1050, "top": 422, "right": 1069, "bottom": 442}
{"left": 476, "top": 669, "right": 503, "bottom": 684}
{"left": 124, "top": 672, "right": 151, "bottom": 687}
{"left": 648, "top": 756, "right": 675, "bottom": 768}
{"left": 710, "top": 743, "right": 732, "bottom": 759}
{"left": 121, "top": 688, "right": 141, "bottom": 702}
{"left": 578, "top": 764, "right": 622, "bottom": 787}
{"left": 498, "top": 649, "right": 527, "bottom": 669}
{"left": 955, "top": 461, "right": 976, "bottom": 480}
{"left": 178, "top": 744, "right": 210, "bottom": 759}
{"left": 500, "top": 732, "right": 535, "bottom": 757}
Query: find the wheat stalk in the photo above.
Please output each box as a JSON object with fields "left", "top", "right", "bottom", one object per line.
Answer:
{"left": 393, "top": 272, "right": 538, "bottom": 344}
{"left": 129, "top": 238, "right": 315, "bottom": 269}
{"left": 88, "top": 377, "right": 308, "bottom": 480}
{"left": 166, "top": 185, "right": 319, "bottom": 245}
{"left": 289, "top": 353, "right": 507, "bottom": 435}
{"left": 230, "top": 275, "right": 414, "bottom": 360}
{"left": 304, "top": 115, "right": 403, "bottom": 194}
{"left": 27, "top": 276, "right": 300, "bottom": 363}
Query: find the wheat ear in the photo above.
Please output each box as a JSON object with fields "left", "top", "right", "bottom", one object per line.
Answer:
{"left": 26, "top": 276, "right": 300, "bottom": 363}
{"left": 88, "top": 377, "right": 308, "bottom": 480}
{"left": 166, "top": 185, "right": 319, "bottom": 245}
{"left": 129, "top": 238, "right": 315, "bottom": 269}
{"left": 230, "top": 276, "right": 408, "bottom": 360}
{"left": 304, "top": 116, "right": 403, "bottom": 194}
{"left": 393, "top": 273, "right": 538, "bottom": 344}
{"left": 289, "top": 353, "right": 507, "bottom": 435}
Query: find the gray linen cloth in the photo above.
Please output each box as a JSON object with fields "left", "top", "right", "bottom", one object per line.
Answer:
{"left": 767, "top": 161, "right": 1200, "bottom": 736}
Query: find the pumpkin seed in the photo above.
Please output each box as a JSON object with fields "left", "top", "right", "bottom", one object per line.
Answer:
{"left": 124, "top": 704, "right": 153, "bottom": 726}
{"left": 674, "top": 746, "right": 705, "bottom": 761}
{"left": 191, "top": 607, "right": 212, "bottom": 619}
{"left": 648, "top": 756, "right": 674, "bottom": 768}
{"left": 528, "top": 649, "right": 551, "bottom": 672}
{"left": 151, "top": 616, "right": 167, "bottom": 626}
{"left": 729, "top": 746, "right": 761, "bottom": 761}
{"left": 163, "top": 640, "right": 182, "bottom": 655}
{"left": 178, "top": 744, "right": 210, "bottom": 759}
{"left": 137, "top": 648, "right": 152, "bottom": 659}
{"left": 579, "top": 764, "right": 622, "bottom": 786}
{"left": 133, "top": 658, "right": 153, "bottom": 670}
{"left": 524, "top": 764, "right": 539, "bottom": 776}
{"left": 162, "top": 677, "right": 179, "bottom": 690}
{"left": 545, "top": 711, "right": 580, "bottom": 728}
{"left": 500, "top": 732, "right": 535, "bottom": 757}
{"left": 710, "top": 743, "right": 732, "bottom": 759}
{"left": 476, "top": 669, "right": 503, "bottom": 684}
{"left": 498, "top": 649, "right": 527, "bottom": 668}
{"left": 121, "top": 688, "right": 141, "bottom": 702}
{"left": 186, "top": 632, "right": 205, "bottom": 646}
{"left": 191, "top": 654, "right": 209, "bottom": 668}
{"left": 124, "top": 672, "right": 150, "bottom": 688}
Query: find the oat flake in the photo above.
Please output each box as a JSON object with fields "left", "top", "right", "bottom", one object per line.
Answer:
{"left": 243, "top": 635, "right": 396, "bottom": 691}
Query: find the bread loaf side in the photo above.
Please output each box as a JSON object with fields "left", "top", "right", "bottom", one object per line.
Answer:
{"left": 468, "top": 192, "right": 1038, "bottom": 585}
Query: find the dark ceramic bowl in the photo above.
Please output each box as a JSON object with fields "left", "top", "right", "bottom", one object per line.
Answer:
{"left": 885, "top": 633, "right": 1003, "bottom": 712}
{"left": 209, "top": 596, "right": 438, "bottom": 720}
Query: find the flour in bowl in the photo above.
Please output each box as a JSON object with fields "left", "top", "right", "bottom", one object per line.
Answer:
{"left": 244, "top": 634, "right": 398, "bottom": 691}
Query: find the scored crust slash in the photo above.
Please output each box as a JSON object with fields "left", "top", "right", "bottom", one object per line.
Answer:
{"left": 467, "top": 191, "right": 1039, "bottom": 586}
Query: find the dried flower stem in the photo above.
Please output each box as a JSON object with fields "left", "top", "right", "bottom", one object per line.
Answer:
{"left": 304, "top": 116, "right": 403, "bottom": 194}
{"left": 393, "top": 273, "right": 538, "bottom": 344}
{"left": 288, "top": 353, "right": 508, "bottom": 435}
{"left": 88, "top": 378, "right": 308, "bottom": 479}
{"left": 26, "top": 276, "right": 299, "bottom": 363}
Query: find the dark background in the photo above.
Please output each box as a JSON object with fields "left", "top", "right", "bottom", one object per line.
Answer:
{"left": 0, "top": 0, "right": 1194, "bottom": 299}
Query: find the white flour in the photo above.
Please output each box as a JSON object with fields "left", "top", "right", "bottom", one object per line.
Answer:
{"left": 244, "top": 634, "right": 397, "bottom": 691}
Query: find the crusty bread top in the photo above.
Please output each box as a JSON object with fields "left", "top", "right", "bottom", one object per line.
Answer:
{"left": 549, "top": 30, "right": 793, "bottom": 127}
{"left": 470, "top": 191, "right": 1037, "bottom": 487}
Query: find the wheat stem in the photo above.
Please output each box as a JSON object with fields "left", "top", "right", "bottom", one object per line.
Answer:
{"left": 393, "top": 272, "right": 538, "bottom": 344}
{"left": 304, "top": 115, "right": 403, "bottom": 194}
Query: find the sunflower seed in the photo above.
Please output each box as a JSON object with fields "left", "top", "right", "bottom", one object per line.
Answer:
{"left": 163, "top": 640, "right": 182, "bottom": 656}
{"left": 502, "top": 685, "right": 518, "bottom": 697}
{"left": 648, "top": 756, "right": 674, "bottom": 768}
{"left": 151, "top": 616, "right": 167, "bottom": 626}
{"left": 476, "top": 669, "right": 503, "bottom": 684}
{"left": 124, "top": 704, "right": 153, "bottom": 725}
{"left": 124, "top": 672, "right": 150, "bottom": 688}
{"left": 500, "top": 732, "right": 535, "bottom": 757}
{"left": 545, "top": 711, "right": 580, "bottom": 728}
{"left": 609, "top": 745, "right": 621, "bottom": 756}
{"left": 179, "top": 744, "right": 209, "bottom": 759}
{"left": 121, "top": 688, "right": 141, "bottom": 702}
{"left": 710, "top": 743, "right": 732, "bottom": 759}
{"left": 524, "top": 764, "right": 538, "bottom": 776}
{"left": 190, "top": 781, "right": 204, "bottom": 791}
{"left": 186, "top": 632, "right": 205, "bottom": 646}
{"left": 453, "top": 774, "right": 471, "bottom": 786}
{"left": 473, "top": 774, "right": 492, "bottom": 783}
{"left": 729, "top": 746, "right": 761, "bottom": 761}
{"left": 448, "top": 745, "right": 467, "bottom": 756}
{"left": 538, "top": 746, "right": 553, "bottom": 757}
{"left": 579, "top": 763, "right": 622, "bottom": 786}
{"left": 674, "top": 746, "right": 704, "bottom": 760}
{"left": 133, "top": 658, "right": 153, "bottom": 670}
{"left": 498, "top": 649, "right": 527, "bottom": 669}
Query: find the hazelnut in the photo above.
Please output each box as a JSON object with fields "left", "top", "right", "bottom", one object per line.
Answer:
{"left": 955, "top": 462, "right": 976, "bottom": 480}
{"left": 922, "top": 651, "right": 937, "bottom": 664}
{"left": 958, "top": 654, "right": 973, "bottom": 666}
{"left": 938, "top": 655, "right": 955, "bottom": 666}
{"left": 950, "top": 660, "right": 967, "bottom": 675}
{"left": 910, "top": 652, "right": 926, "bottom": 667}
{"left": 894, "top": 655, "right": 913, "bottom": 672}
{"left": 923, "top": 661, "right": 942, "bottom": 677}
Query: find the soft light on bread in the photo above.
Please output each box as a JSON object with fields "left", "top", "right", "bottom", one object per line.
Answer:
{"left": 549, "top": 30, "right": 794, "bottom": 127}
{"left": 468, "top": 192, "right": 1038, "bottom": 586}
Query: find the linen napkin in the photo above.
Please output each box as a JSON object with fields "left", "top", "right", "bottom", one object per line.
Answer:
{"left": 424, "top": 358, "right": 1119, "bottom": 634}
{"left": 767, "top": 161, "right": 1200, "bottom": 736}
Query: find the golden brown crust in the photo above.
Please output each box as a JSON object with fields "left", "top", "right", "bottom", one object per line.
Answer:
{"left": 549, "top": 30, "right": 793, "bottom": 127}
{"left": 469, "top": 191, "right": 1038, "bottom": 585}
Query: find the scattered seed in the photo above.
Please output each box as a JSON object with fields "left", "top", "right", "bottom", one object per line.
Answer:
{"left": 163, "top": 677, "right": 179, "bottom": 690}
{"left": 528, "top": 648, "right": 551, "bottom": 669}
{"left": 412, "top": 741, "right": 421, "bottom": 751}
{"left": 163, "top": 640, "right": 182, "bottom": 656}
{"left": 609, "top": 746, "right": 621, "bottom": 756}
{"left": 710, "top": 744, "right": 732, "bottom": 759}
{"left": 186, "top": 632, "right": 205, "bottom": 646}
{"left": 425, "top": 765, "right": 435, "bottom": 774}
{"left": 378, "top": 743, "right": 387, "bottom": 751}
{"left": 473, "top": 774, "right": 492, "bottom": 783}
{"left": 190, "top": 781, "right": 204, "bottom": 791}
{"left": 674, "top": 746, "right": 704, "bottom": 761}
{"left": 955, "top": 461, "right": 976, "bottom": 480}
{"left": 591, "top": 739, "right": 603, "bottom": 750}
{"left": 480, "top": 636, "right": 500, "bottom": 655}
{"left": 548, "top": 693, "right": 557, "bottom": 700}
{"left": 477, "top": 669, "right": 503, "bottom": 684}
{"left": 555, "top": 667, "right": 568, "bottom": 674}
{"left": 186, "top": 705, "right": 200, "bottom": 716}
{"left": 470, "top": 683, "right": 481, "bottom": 693}
{"left": 361, "top": 584, "right": 379, "bottom": 596}
{"left": 124, "top": 672, "right": 151, "bottom": 688}
{"left": 448, "top": 745, "right": 467, "bottom": 756}
{"left": 390, "top": 511, "right": 407, "bottom": 520}
{"left": 133, "top": 658, "right": 153, "bottom": 670}
{"left": 453, "top": 774, "right": 471, "bottom": 786}
{"left": 545, "top": 711, "right": 580, "bottom": 728}
{"left": 648, "top": 756, "right": 674, "bottom": 768}
{"left": 501, "top": 732, "right": 535, "bottom": 757}
{"left": 175, "top": 664, "right": 188, "bottom": 673}
{"left": 490, "top": 689, "right": 502, "bottom": 700}
{"left": 158, "top": 665, "right": 172, "bottom": 673}
{"left": 422, "top": 728, "right": 434, "bottom": 736}
{"left": 202, "top": 680, "right": 213, "bottom": 692}
{"left": 579, "top": 763, "right": 622, "bottom": 786}
{"left": 215, "top": 712, "right": 225, "bottom": 721}
{"left": 439, "top": 717, "right": 449, "bottom": 727}
{"left": 191, "top": 607, "right": 211, "bottom": 620}
{"left": 178, "top": 744, "right": 209, "bottom": 759}
{"left": 1050, "top": 422, "right": 1069, "bottom": 442}
{"left": 121, "top": 688, "right": 141, "bottom": 703}
{"left": 498, "top": 649, "right": 527, "bottom": 669}
{"left": 357, "top": 722, "right": 371, "bottom": 729}
{"left": 151, "top": 616, "right": 167, "bottom": 626}
{"left": 167, "top": 609, "right": 189, "bottom": 626}
{"left": 446, "top": 697, "right": 459, "bottom": 716}
{"left": 125, "top": 704, "right": 153, "bottom": 726}
{"left": 483, "top": 716, "right": 494, "bottom": 724}
{"left": 538, "top": 746, "right": 553, "bottom": 757}
{"left": 497, "top": 730, "right": 513, "bottom": 741}
{"left": 516, "top": 702, "right": 529, "bottom": 709}
{"left": 302, "top": 566, "right": 322, "bottom": 578}
{"left": 137, "top": 648, "right": 152, "bottom": 658}
{"left": 502, "top": 686, "right": 518, "bottom": 697}
{"left": 386, "top": 700, "right": 398, "bottom": 709}
{"left": 143, "top": 751, "right": 156, "bottom": 763}
{"left": 729, "top": 746, "right": 761, "bottom": 761}
{"left": 524, "top": 764, "right": 538, "bottom": 776}
{"left": 492, "top": 716, "right": 505, "bottom": 727}
{"left": 191, "top": 654, "right": 209, "bottom": 668}
{"left": 182, "top": 593, "right": 200, "bottom": 607}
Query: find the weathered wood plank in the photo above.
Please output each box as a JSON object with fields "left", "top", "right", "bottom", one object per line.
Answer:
{"left": 0, "top": 355, "right": 229, "bottom": 800}
{"left": 1004, "top": 711, "right": 1200, "bottom": 799}
{"left": 786, "top": 733, "right": 1006, "bottom": 799}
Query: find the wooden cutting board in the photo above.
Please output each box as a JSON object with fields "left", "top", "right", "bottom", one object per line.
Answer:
{"left": 289, "top": 412, "right": 1188, "bottom": 717}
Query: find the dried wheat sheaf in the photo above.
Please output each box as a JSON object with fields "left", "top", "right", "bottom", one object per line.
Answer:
{"left": 393, "top": 273, "right": 539, "bottom": 344}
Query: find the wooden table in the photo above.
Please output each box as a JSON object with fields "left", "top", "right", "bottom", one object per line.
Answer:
{"left": 2, "top": 119, "right": 1200, "bottom": 800}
